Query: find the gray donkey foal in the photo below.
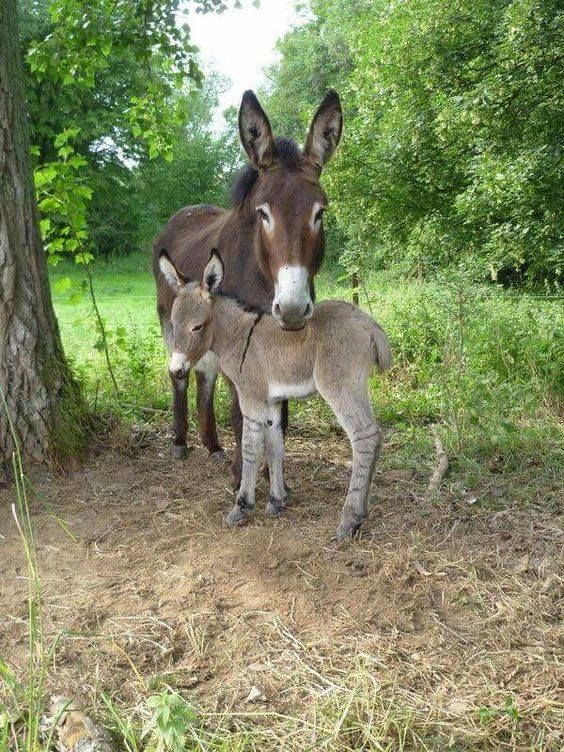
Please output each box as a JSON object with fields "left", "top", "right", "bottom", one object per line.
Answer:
{"left": 159, "top": 250, "right": 392, "bottom": 539}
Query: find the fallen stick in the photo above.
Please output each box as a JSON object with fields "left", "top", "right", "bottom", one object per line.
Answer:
{"left": 425, "top": 425, "right": 449, "bottom": 498}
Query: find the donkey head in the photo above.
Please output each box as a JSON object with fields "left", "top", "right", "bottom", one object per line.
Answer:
{"left": 236, "top": 89, "right": 343, "bottom": 330}
{"left": 159, "top": 250, "right": 223, "bottom": 378}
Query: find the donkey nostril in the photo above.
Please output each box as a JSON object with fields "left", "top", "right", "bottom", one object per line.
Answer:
{"left": 274, "top": 303, "right": 282, "bottom": 317}
{"left": 303, "top": 302, "right": 313, "bottom": 318}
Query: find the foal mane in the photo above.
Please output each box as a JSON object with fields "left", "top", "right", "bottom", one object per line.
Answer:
{"left": 230, "top": 137, "right": 305, "bottom": 207}
{"left": 217, "top": 291, "right": 268, "bottom": 316}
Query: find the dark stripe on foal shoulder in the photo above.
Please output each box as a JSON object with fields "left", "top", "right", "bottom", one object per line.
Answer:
{"left": 239, "top": 312, "right": 263, "bottom": 373}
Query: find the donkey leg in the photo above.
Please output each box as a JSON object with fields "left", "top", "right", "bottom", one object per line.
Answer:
{"left": 225, "top": 376, "right": 243, "bottom": 488}
{"left": 320, "top": 385, "right": 383, "bottom": 539}
{"left": 195, "top": 366, "right": 224, "bottom": 461}
{"left": 263, "top": 404, "right": 288, "bottom": 517}
{"left": 281, "top": 400, "right": 289, "bottom": 435}
{"left": 278, "top": 399, "right": 291, "bottom": 496}
{"left": 170, "top": 370, "right": 189, "bottom": 459}
{"left": 225, "top": 405, "right": 264, "bottom": 528}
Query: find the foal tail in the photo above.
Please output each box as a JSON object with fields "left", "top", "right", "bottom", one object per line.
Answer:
{"left": 370, "top": 322, "right": 392, "bottom": 373}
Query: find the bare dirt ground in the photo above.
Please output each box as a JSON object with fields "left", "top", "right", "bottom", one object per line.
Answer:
{"left": 1, "top": 425, "right": 563, "bottom": 750}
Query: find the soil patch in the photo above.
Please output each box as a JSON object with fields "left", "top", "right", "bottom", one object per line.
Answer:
{"left": 1, "top": 427, "right": 562, "bottom": 749}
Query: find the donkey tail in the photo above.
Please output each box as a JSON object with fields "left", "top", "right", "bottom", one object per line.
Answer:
{"left": 370, "top": 322, "right": 392, "bottom": 373}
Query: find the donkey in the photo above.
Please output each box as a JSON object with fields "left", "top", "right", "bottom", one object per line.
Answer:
{"left": 152, "top": 89, "right": 343, "bottom": 484}
{"left": 158, "top": 249, "right": 392, "bottom": 540}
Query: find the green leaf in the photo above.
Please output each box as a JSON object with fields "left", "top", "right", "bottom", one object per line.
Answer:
{"left": 68, "top": 291, "right": 84, "bottom": 305}
{"left": 53, "top": 276, "right": 72, "bottom": 294}
{"left": 39, "top": 218, "right": 51, "bottom": 240}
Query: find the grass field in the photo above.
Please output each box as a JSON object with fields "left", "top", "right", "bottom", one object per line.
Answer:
{"left": 50, "top": 252, "right": 564, "bottom": 493}
{"left": 1, "top": 254, "right": 562, "bottom": 751}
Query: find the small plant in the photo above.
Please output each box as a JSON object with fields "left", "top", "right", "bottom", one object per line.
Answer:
{"left": 478, "top": 697, "right": 520, "bottom": 728}
{"left": 142, "top": 690, "right": 199, "bottom": 752}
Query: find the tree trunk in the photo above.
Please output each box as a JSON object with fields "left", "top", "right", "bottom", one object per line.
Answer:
{"left": 0, "top": 0, "right": 88, "bottom": 476}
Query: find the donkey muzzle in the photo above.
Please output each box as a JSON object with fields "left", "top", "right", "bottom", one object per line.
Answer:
{"left": 272, "top": 265, "right": 313, "bottom": 330}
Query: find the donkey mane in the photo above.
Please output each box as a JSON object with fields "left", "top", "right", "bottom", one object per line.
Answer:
{"left": 230, "top": 137, "right": 305, "bottom": 207}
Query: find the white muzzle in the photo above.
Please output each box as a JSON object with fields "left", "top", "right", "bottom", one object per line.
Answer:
{"left": 272, "top": 265, "right": 313, "bottom": 330}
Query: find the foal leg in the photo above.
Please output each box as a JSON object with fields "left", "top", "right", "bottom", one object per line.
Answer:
{"left": 194, "top": 355, "right": 224, "bottom": 460}
{"left": 263, "top": 404, "right": 289, "bottom": 517}
{"left": 224, "top": 401, "right": 264, "bottom": 528}
{"left": 225, "top": 376, "right": 243, "bottom": 487}
{"left": 163, "top": 315, "right": 189, "bottom": 459}
{"left": 170, "top": 370, "right": 189, "bottom": 459}
{"left": 319, "top": 384, "right": 383, "bottom": 539}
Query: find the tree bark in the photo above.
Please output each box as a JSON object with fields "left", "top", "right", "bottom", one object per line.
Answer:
{"left": 0, "top": 0, "right": 87, "bottom": 476}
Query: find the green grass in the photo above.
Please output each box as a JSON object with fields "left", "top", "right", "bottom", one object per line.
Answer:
{"left": 50, "top": 254, "right": 564, "bottom": 498}
{"left": 51, "top": 252, "right": 158, "bottom": 364}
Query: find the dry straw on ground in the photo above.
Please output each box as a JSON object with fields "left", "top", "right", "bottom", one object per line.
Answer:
{"left": 1, "top": 424, "right": 563, "bottom": 750}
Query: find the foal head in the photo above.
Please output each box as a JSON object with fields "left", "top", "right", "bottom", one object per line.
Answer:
{"left": 159, "top": 250, "right": 224, "bottom": 378}
{"left": 233, "top": 90, "right": 343, "bottom": 330}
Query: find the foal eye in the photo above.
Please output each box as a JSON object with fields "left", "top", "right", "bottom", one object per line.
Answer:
{"left": 256, "top": 206, "right": 270, "bottom": 224}
{"left": 191, "top": 324, "right": 203, "bottom": 332}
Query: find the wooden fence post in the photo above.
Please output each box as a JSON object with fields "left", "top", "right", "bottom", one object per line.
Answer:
{"left": 351, "top": 272, "right": 359, "bottom": 306}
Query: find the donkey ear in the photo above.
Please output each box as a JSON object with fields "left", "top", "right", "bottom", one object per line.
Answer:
{"left": 202, "top": 249, "right": 224, "bottom": 296}
{"left": 159, "top": 250, "right": 186, "bottom": 294}
{"left": 304, "top": 90, "right": 343, "bottom": 170}
{"left": 238, "top": 90, "right": 276, "bottom": 170}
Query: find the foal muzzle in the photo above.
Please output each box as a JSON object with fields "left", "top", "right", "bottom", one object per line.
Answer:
{"left": 169, "top": 351, "right": 189, "bottom": 379}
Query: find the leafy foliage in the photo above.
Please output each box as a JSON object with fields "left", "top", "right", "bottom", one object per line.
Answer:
{"left": 22, "top": 0, "right": 200, "bottom": 163}
{"left": 19, "top": 0, "right": 240, "bottom": 266}
{"left": 265, "top": 0, "right": 564, "bottom": 287}
{"left": 142, "top": 690, "right": 198, "bottom": 752}
{"left": 33, "top": 129, "right": 93, "bottom": 266}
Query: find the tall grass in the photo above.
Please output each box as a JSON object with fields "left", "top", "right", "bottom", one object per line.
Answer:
{"left": 48, "top": 257, "right": 564, "bottom": 495}
{"left": 0, "top": 387, "right": 55, "bottom": 752}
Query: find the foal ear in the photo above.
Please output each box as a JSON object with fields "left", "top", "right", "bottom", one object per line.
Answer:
{"left": 238, "top": 90, "right": 276, "bottom": 170}
{"left": 159, "top": 251, "right": 186, "bottom": 294}
{"left": 304, "top": 89, "right": 343, "bottom": 170}
{"left": 202, "top": 249, "right": 224, "bottom": 297}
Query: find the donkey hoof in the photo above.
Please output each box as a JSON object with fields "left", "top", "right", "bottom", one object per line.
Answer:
{"left": 209, "top": 450, "right": 227, "bottom": 464}
{"left": 332, "top": 521, "right": 363, "bottom": 541}
{"left": 265, "top": 495, "right": 284, "bottom": 517}
{"left": 224, "top": 506, "right": 251, "bottom": 528}
{"left": 172, "top": 443, "right": 188, "bottom": 460}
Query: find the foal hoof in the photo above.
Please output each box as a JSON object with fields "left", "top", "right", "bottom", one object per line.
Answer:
{"left": 224, "top": 505, "right": 252, "bottom": 528}
{"left": 209, "top": 450, "right": 227, "bottom": 464}
{"left": 172, "top": 443, "right": 188, "bottom": 460}
{"left": 265, "top": 494, "right": 284, "bottom": 517}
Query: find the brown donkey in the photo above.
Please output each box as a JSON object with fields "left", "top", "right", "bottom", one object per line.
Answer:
{"left": 159, "top": 250, "right": 391, "bottom": 540}
{"left": 153, "top": 90, "right": 343, "bottom": 482}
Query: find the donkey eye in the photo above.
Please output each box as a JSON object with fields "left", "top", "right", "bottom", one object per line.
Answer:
{"left": 314, "top": 207, "right": 325, "bottom": 224}
{"left": 191, "top": 324, "right": 203, "bottom": 332}
{"left": 256, "top": 205, "right": 271, "bottom": 225}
